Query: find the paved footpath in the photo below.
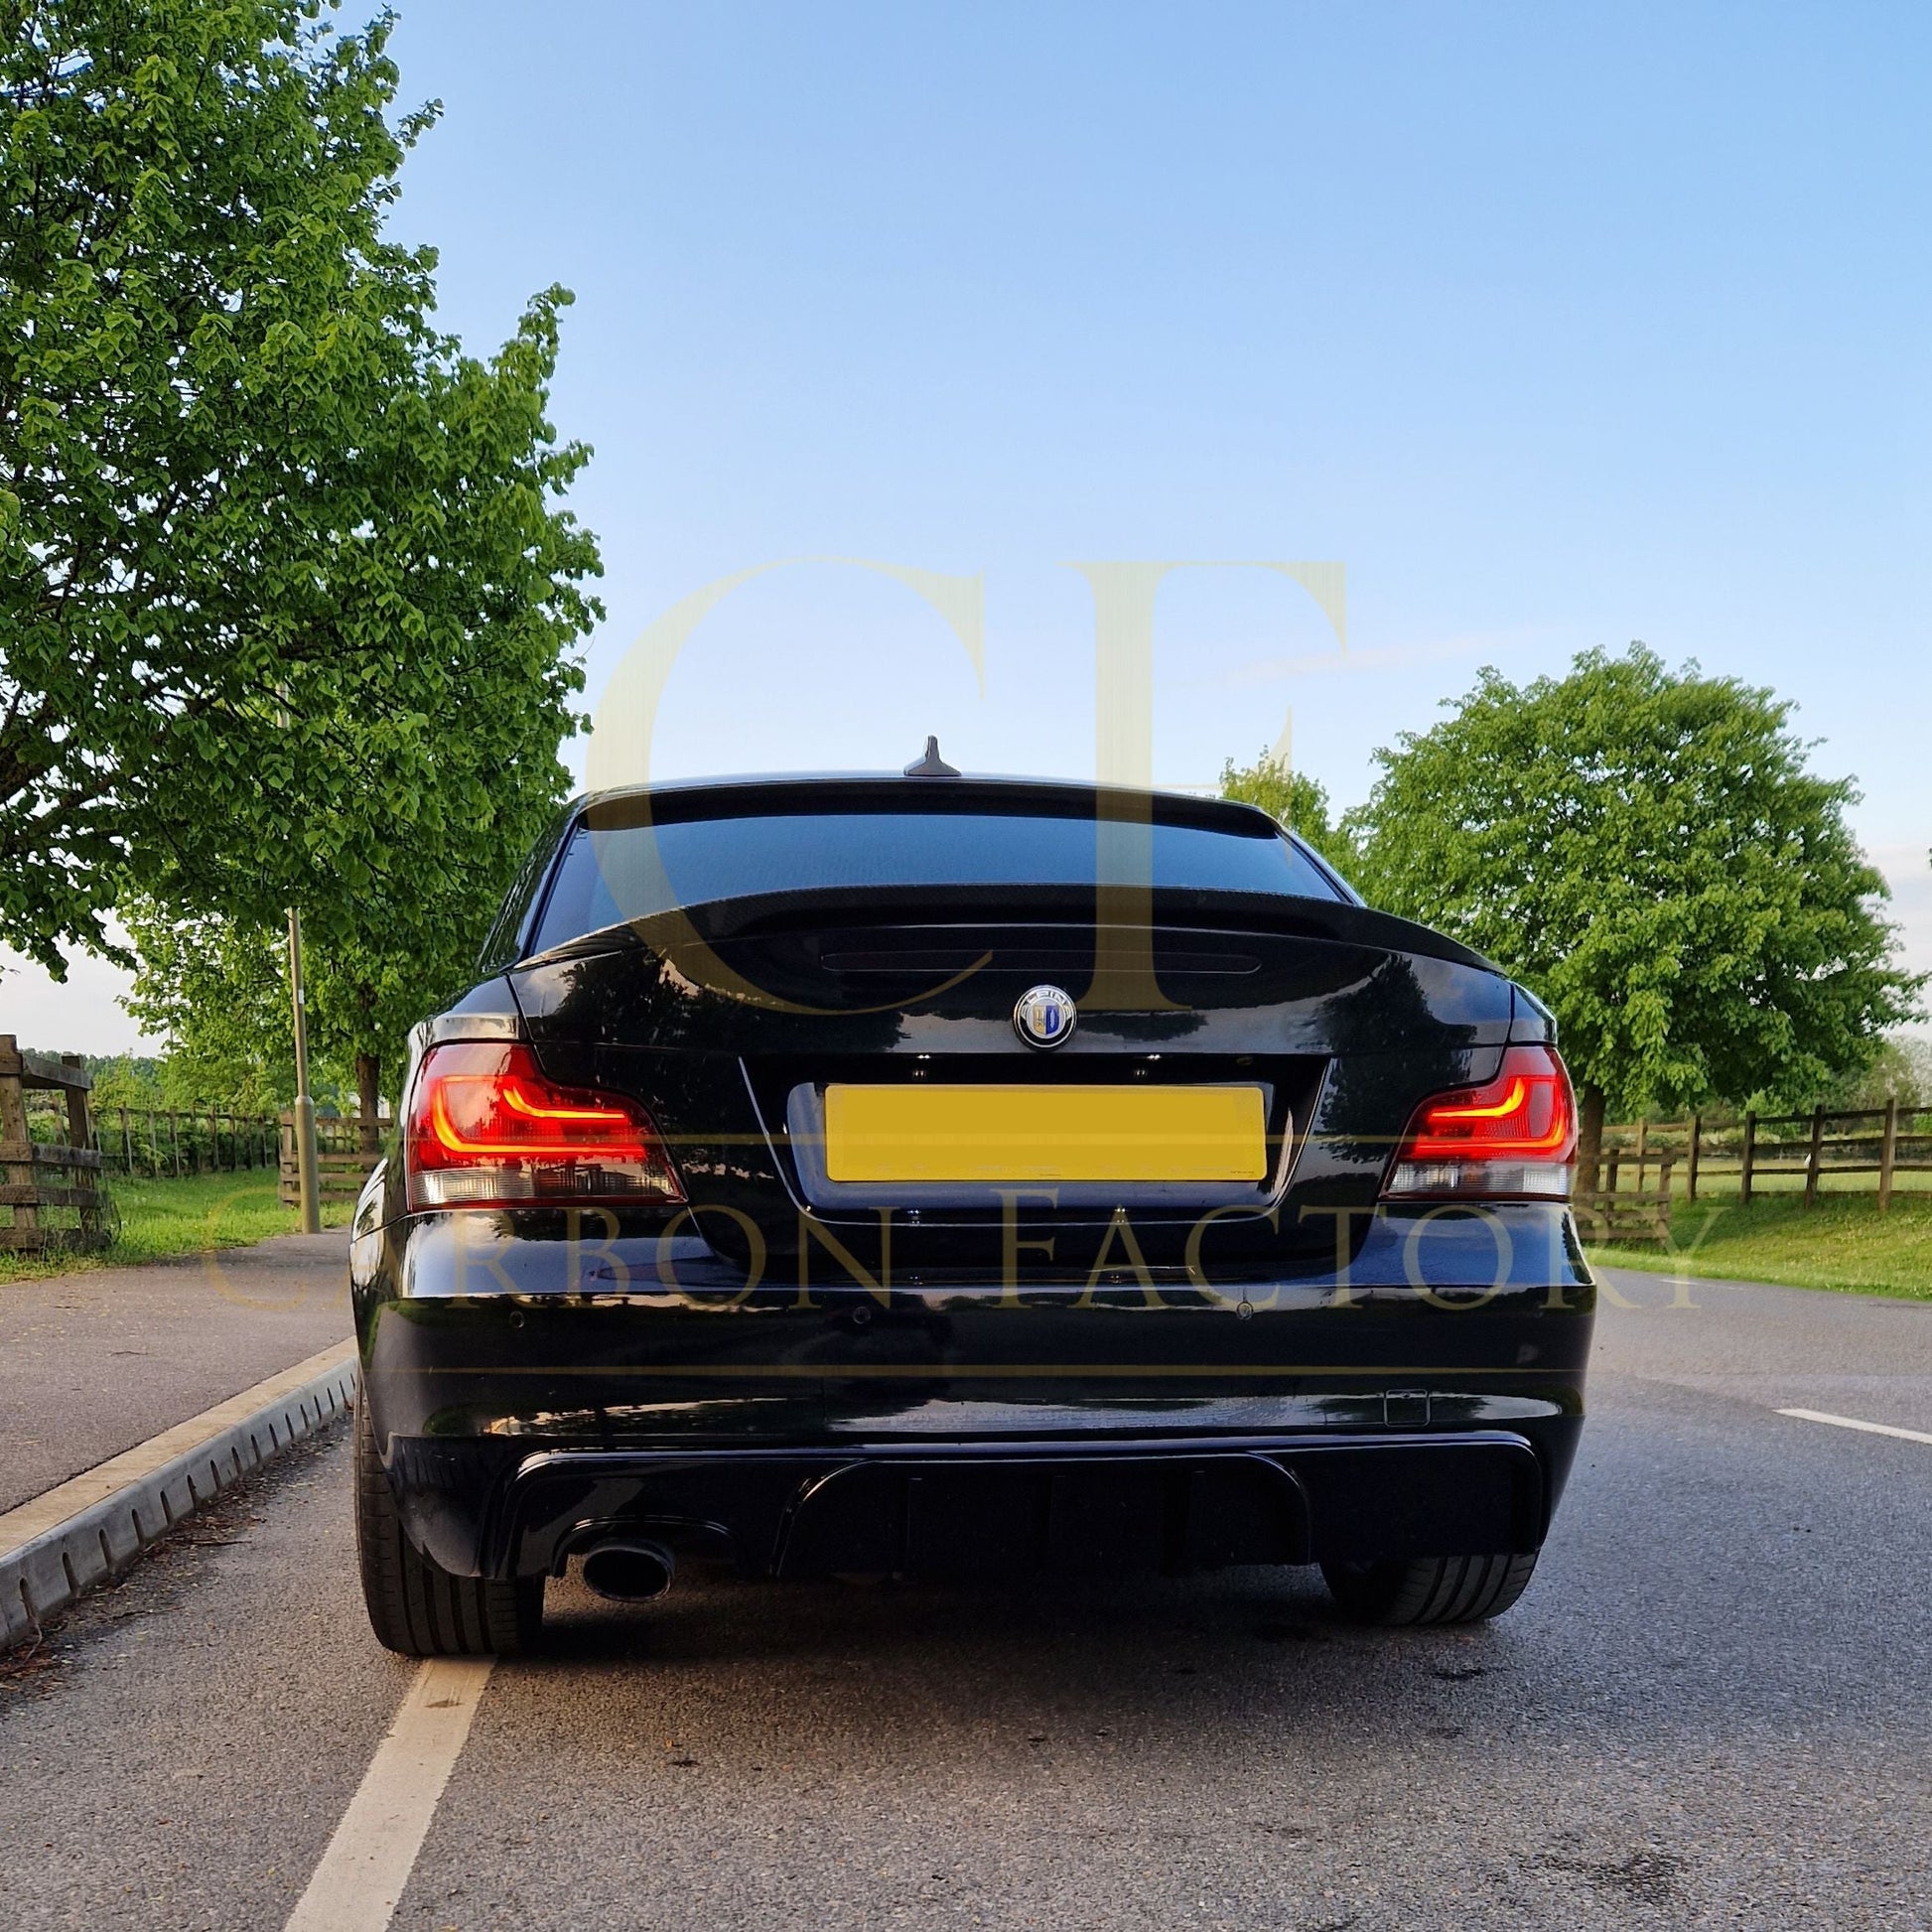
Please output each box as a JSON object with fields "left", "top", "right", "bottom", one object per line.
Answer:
{"left": 2, "top": 1265, "right": 1930, "bottom": 1929}
{"left": 0, "top": 1231, "right": 351, "bottom": 1513}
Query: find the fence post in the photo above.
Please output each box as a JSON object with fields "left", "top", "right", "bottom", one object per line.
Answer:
{"left": 120, "top": 1104, "right": 132, "bottom": 1175}
{"left": 0, "top": 1037, "right": 38, "bottom": 1244}
{"left": 1803, "top": 1104, "right": 1825, "bottom": 1208}
{"left": 60, "top": 1060, "right": 93, "bottom": 1233}
{"left": 1687, "top": 1114, "right": 1701, "bottom": 1202}
{"left": 1740, "top": 1112, "right": 1756, "bottom": 1205}
{"left": 1878, "top": 1096, "right": 1898, "bottom": 1212}
{"left": 1635, "top": 1119, "right": 1648, "bottom": 1194}
{"left": 169, "top": 1110, "right": 181, "bottom": 1177}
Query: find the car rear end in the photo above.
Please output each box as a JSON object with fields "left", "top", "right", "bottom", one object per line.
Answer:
{"left": 350, "top": 774, "right": 1593, "bottom": 1648}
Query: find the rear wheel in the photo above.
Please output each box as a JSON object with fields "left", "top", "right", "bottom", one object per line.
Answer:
{"left": 1320, "top": 1551, "right": 1538, "bottom": 1626}
{"left": 354, "top": 1397, "right": 541, "bottom": 1656}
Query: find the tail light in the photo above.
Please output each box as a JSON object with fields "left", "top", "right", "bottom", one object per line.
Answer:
{"left": 405, "top": 1042, "right": 683, "bottom": 1212}
{"left": 1382, "top": 1044, "right": 1578, "bottom": 1201}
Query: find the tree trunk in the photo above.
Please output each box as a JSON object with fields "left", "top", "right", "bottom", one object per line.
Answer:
{"left": 1577, "top": 1082, "right": 1606, "bottom": 1197}
{"left": 354, "top": 1052, "right": 381, "bottom": 1155}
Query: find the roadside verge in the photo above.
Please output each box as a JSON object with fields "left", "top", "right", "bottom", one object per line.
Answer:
{"left": 1, "top": 1339, "right": 357, "bottom": 1648}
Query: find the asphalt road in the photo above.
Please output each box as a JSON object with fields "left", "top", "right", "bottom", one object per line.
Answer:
{"left": 4, "top": 1268, "right": 1929, "bottom": 1931}
{"left": 0, "top": 1230, "right": 351, "bottom": 1511}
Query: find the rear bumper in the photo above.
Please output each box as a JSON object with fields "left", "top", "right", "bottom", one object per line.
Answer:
{"left": 383, "top": 1423, "right": 1578, "bottom": 1582}
{"left": 355, "top": 1200, "right": 1595, "bottom": 1582}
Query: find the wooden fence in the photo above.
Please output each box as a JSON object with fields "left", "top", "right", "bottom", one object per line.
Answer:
{"left": 1576, "top": 1138, "right": 1678, "bottom": 1247}
{"left": 1597, "top": 1102, "right": 1932, "bottom": 1211}
{"left": 22, "top": 1081, "right": 381, "bottom": 1204}
{"left": 1575, "top": 1186, "right": 1673, "bottom": 1246}
{"left": 77, "top": 1104, "right": 281, "bottom": 1177}
{"left": 278, "top": 1113, "right": 380, "bottom": 1207}
{"left": 0, "top": 1035, "right": 108, "bottom": 1254}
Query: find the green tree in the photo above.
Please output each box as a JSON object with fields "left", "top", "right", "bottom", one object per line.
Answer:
{"left": 119, "top": 900, "right": 301, "bottom": 1114}
{"left": 1819, "top": 1033, "right": 1932, "bottom": 1112}
{"left": 122, "top": 856, "right": 531, "bottom": 1150}
{"left": 279, "top": 728, "right": 566, "bottom": 1147}
{"left": 1345, "top": 646, "right": 1922, "bottom": 1179}
{"left": 81, "top": 1053, "right": 165, "bottom": 1114}
{"left": 1218, "top": 752, "right": 1361, "bottom": 881}
{"left": 1, "top": 0, "right": 598, "bottom": 976}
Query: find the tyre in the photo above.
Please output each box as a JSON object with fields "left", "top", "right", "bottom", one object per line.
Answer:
{"left": 1319, "top": 1550, "right": 1538, "bottom": 1626}
{"left": 354, "top": 1396, "right": 542, "bottom": 1656}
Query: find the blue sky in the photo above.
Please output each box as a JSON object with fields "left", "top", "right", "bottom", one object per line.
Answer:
{"left": 14, "top": 0, "right": 1930, "bottom": 1048}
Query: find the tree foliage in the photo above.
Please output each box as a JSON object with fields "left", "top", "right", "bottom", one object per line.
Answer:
{"left": 0, "top": 0, "right": 598, "bottom": 977}
{"left": 1218, "top": 751, "right": 1361, "bottom": 881}
{"left": 123, "top": 761, "right": 558, "bottom": 1139}
{"left": 83, "top": 1041, "right": 350, "bottom": 1117}
{"left": 118, "top": 898, "right": 297, "bottom": 1113}
{"left": 1345, "top": 647, "right": 1922, "bottom": 1136}
{"left": 1820, "top": 1033, "right": 1932, "bottom": 1113}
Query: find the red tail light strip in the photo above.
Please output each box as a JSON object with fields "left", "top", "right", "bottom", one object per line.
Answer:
{"left": 406, "top": 1043, "right": 683, "bottom": 1212}
{"left": 1383, "top": 1044, "right": 1579, "bottom": 1201}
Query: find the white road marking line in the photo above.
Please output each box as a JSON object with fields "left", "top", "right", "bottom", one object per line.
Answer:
{"left": 284, "top": 1657, "right": 494, "bottom": 1932}
{"left": 1778, "top": 1408, "right": 1932, "bottom": 1448}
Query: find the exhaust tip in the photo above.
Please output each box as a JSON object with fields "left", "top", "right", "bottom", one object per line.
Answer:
{"left": 580, "top": 1539, "right": 675, "bottom": 1602}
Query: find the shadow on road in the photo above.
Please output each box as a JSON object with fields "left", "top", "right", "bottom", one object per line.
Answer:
{"left": 524, "top": 1560, "right": 1506, "bottom": 1736}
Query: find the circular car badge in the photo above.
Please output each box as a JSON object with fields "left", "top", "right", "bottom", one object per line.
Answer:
{"left": 1014, "top": 984, "right": 1078, "bottom": 1050}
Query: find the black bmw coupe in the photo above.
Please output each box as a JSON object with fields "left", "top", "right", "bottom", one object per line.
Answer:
{"left": 350, "top": 759, "right": 1592, "bottom": 1655}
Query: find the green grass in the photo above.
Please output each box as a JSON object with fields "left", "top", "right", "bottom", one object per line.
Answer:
{"left": 0, "top": 1172, "right": 354, "bottom": 1283}
{"left": 1589, "top": 1189, "right": 1932, "bottom": 1301}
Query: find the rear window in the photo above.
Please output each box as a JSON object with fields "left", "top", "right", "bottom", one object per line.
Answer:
{"left": 526, "top": 807, "right": 1344, "bottom": 954}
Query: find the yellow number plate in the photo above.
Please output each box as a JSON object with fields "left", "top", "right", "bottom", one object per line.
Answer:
{"left": 822, "top": 1084, "right": 1268, "bottom": 1183}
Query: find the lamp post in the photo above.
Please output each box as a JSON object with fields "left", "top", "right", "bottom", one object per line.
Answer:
{"left": 286, "top": 906, "right": 322, "bottom": 1234}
